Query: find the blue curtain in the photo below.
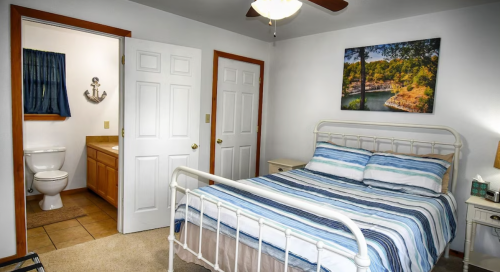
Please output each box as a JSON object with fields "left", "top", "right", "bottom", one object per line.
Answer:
{"left": 23, "top": 49, "right": 71, "bottom": 117}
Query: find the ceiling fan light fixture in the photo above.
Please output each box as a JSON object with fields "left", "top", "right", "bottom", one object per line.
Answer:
{"left": 251, "top": 0, "right": 303, "bottom": 20}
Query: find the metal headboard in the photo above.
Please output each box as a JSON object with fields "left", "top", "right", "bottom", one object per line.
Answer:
{"left": 313, "top": 120, "right": 463, "bottom": 193}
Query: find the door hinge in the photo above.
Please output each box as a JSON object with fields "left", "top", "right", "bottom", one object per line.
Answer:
{"left": 122, "top": 128, "right": 125, "bottom": 137}
{"left": 121, "top": 55, "right": 125, "bottom": 65}
{"left": 257, "top": 126, "right": 259, "bottom": 133}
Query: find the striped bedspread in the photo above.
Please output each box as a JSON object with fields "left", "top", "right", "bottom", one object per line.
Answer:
{"left": 174, "top": 169, "right": 457, "bottom": 272}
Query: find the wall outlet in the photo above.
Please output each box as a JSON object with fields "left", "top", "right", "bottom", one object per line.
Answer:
{"left": 205, "top": 114, "right": 210, "bottom": 123}
{"left": 104, "top": 121, "right": 110, "bottom": 129}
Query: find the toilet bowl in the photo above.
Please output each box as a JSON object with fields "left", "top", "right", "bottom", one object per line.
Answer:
{"left": 25, "top": 147, "right": 68, "bottom": 210}
{"left": 34, "top": 170, "right": 68, "bottom": 210}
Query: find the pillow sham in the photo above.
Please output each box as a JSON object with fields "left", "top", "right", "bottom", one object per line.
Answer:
{"left": 383, "top": 151, "right": 454, "bottom": 193}
{"left": 305, "top": 142, "right": 373, "bottom": 181}
{"left": 363, "top": 152, "right": 451, "bottom": 194}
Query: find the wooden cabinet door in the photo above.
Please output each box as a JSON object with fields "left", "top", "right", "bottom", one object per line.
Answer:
{"left": 87, "top": 157, "right": 97, "bottom": 191}
{"left": 97, "top": 162, "right": 107, "bottom": 197}
{"left": 106, "top": 167, "right": 118, "bottom": 207}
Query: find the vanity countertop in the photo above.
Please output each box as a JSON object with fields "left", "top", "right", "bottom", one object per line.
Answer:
{"left": 86, "top": 136, "right": 119, "bottom": 157}
{"left": 87, "top": 142, "right": 118, "bottom": 157}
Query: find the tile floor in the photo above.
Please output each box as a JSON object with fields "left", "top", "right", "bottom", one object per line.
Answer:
{"left": 26, "top": 190, "right": 118, "bottom": 254}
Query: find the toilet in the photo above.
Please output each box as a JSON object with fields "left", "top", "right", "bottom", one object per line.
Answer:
{"left": 24, "top": 147, "right": 69, "bottom": 210}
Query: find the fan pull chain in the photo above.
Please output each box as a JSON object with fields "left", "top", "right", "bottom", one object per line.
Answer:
{"left": 274, "top": 20, "right": 277, "bottom": 38}
{"left": 267, "top": 19, "right": 277, "bottom": 38}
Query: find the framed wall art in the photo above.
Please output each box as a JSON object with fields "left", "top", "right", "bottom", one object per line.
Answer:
{"left": 341, "top": 38, "right": 441, "bottom": 113}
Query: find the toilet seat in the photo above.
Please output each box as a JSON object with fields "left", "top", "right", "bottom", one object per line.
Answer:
{"left": 34, "top": 170, "right": 68, "bottom": 181}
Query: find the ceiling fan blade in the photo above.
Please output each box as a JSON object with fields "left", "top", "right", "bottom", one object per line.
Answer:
{"left": 246, "top": 6, "right": 261, "bottom": 17}
{"left": 308, "top": 0, "right": 349, "bottom": 12}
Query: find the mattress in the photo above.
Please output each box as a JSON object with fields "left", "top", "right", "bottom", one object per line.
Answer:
{"left": 174, "top": 169, "right": 457, "bottom": 272}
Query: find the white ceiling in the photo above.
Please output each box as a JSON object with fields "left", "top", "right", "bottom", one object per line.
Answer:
{"left": 128, "top": 0, "right": 500, "bottom": 42}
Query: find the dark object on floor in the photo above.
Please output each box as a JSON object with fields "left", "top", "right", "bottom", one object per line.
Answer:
{"left": 434, "top": 255, "right": 489, "bottom": 272}
{"left": 0, "top": 252, "right": 44, "bottom": 272}
{"left": 27, "top": 205, "right": 86, "bottom": 229}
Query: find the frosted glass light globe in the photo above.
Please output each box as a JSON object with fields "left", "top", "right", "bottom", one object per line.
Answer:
{"left": 251, "top": 0, "right": 303, "bottom": 20}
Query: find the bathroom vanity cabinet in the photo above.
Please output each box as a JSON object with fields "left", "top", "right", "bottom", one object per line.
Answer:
{"left": 86, "top": 136, "right": 119, "bottom": 208}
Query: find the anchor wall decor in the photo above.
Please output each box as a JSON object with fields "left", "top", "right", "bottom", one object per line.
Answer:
{"left": 84, "top": 77, "right": 107, "bottom": 103}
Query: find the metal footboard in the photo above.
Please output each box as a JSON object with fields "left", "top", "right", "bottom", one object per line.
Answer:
{"left": 167, "top": 166, "right": 370, "bottom": 272}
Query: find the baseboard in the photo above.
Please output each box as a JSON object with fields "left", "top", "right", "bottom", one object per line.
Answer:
{"left": 449, "top": 249, "right": 464, "bottom": 259}
{"left": 26, "top": 187, "right": 88, "bottom": 201}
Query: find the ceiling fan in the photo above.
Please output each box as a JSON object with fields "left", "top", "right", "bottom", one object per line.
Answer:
{"left": 246, "top": 0, "right": 349, "bottom": 18}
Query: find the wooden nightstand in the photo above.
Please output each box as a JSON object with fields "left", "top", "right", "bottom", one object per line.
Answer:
{"left": 464, "top": 196, "right": 500, "bottom": 272}
{"left": 268, "top": 159, "right": 307, "bottom": 175}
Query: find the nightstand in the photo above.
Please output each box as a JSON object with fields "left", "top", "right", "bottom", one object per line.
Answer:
{"left": 268, "top": 159, "right": 307, "bottom": 175}
{"left": 464, "top": 196, "right": 500, "bottom": 272}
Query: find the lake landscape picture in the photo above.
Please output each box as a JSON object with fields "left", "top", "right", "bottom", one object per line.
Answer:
{"left": 341, "top": 38, "right": 441, "bottom": 113}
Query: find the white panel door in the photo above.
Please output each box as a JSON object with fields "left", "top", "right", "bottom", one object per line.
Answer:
{"left": 214, "top": 57, "right": 260, "bottom": 180}
{"left": 123, "top": 37, "right": 201, "bottom": 233}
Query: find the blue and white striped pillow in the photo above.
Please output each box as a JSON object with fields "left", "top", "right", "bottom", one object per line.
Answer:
{"left": 305, "top": 142, "right": 373, "bottom": 181}
{"left": 363, "top": 152, "right": 451, "bottom": 194}
{"left": 363, "top": 179, "right": 442, "bottom": 197}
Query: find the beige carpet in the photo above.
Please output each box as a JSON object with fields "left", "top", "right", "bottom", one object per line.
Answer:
{"left": 27, "top": 206, "right": 86, "bottom": 229}
{"left": 23, "top": 227, "right": 484, "bottom": 272}
{"left": 38, "top": 228, "right": 208, "bottom": 272}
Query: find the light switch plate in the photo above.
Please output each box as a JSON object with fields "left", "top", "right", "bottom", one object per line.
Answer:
{"left": 104, "top": 121, "right": 109, "bottom": 129}
{"left": 205, "top": 114, "right": 210, "bottom": 123}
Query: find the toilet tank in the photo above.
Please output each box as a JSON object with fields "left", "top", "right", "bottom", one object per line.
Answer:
{"left": 24, "top": 147, "right": 66, "bottom": 173}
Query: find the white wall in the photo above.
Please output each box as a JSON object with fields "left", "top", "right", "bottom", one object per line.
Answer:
{"left": 265, "top": 2, "right": 500, "bottom": 256}
{"left": 0, "top": 0, "right": 271, "bottom": 258}
{"left": 22, "top": 21, "right": 119, "bottom": 196}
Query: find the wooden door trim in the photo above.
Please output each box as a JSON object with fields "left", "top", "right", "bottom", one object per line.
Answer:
{"left": 209, "top": 50, "right": 265, "bottom": 185}
{"left": 5, "top": 4, "right": 131, "bottom": 263}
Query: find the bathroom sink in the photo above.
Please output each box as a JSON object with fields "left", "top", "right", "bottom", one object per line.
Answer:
{"left": 112, "top": 146, "right": 118, "bottom": 150}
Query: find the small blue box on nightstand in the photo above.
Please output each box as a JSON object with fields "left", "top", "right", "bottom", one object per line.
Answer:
{"left": 471, "top": 180, "right": 489, "bottom": 198}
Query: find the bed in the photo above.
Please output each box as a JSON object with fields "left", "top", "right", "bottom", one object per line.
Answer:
{"left": 167, "top": 120, "right": 462, "bottom": 272}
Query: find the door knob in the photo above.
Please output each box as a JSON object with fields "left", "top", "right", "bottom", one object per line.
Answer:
{"left": 191, "top": 143, "right": 198, "bottom": 150}
{"left": 216, "top": 139, "right": 223, "bottom": 144}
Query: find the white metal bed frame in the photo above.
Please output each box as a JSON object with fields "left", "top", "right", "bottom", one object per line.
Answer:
{"left": 167, "top": 120, "right": 463, "bottom": 272}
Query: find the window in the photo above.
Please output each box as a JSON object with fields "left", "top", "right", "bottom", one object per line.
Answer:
{"left": 23, "top": 48, "right": 71, "bottom": 119}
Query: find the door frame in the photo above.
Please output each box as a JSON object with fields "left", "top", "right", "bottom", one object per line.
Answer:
{"left": 6, "top": 5, "right": 131, "bottom": 263}
{"left": 209, "top": 50, "right": 265, "bottom": 185}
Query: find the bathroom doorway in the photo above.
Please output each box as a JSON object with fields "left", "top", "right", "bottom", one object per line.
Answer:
{"left": 8, "top": 5, "right": 131, "bottom": 261}
{"left": 23, "top": 19, "right": 122, "bottom": 253}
